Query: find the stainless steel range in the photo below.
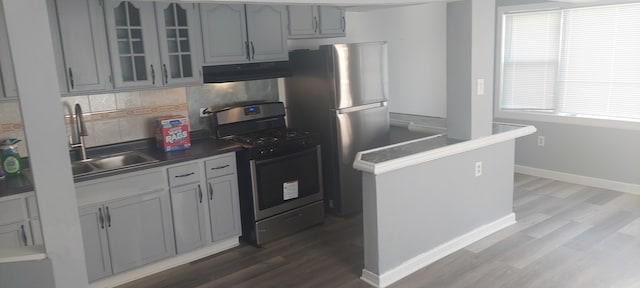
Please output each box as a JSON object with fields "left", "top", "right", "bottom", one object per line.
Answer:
{"left": 211, "top": 102, "right": 325, "bottom": 246}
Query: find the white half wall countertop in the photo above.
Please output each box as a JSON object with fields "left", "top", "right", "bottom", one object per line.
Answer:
{"left": 354, "top": 120, "right": 537, "bottom": 175}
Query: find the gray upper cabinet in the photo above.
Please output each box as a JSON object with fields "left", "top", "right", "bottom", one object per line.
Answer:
{"left": 154, "top": 2, "right": 201, "bottom": 85}
{"left": 287, "top": 6, "right": 317, "bottom": 37}
{"left": 0, "top": 3, "right": 17, "bottom": 99}
{"left": 245, "top": 5, "right": 288, "bottom": 63}
{"left": 318, "top": 6, "right": 345, "bottom": 37}
{"left": 287, "top": 6, "right": 345, "bottom": 39}
{"left": 105, "top": 0, "right": 160, "bottom": 88}
{"left": 200, "top": 4, "right": 249, "bottom": 65}
{"left": 200, "top": 4, "right": 287, "bottom": 65}
{"left": 55, "top": 0, "right": 112, "bottom": 93}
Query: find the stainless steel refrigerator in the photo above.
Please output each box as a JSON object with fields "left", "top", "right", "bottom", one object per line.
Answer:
{"left": 284, "top": 42, "right": 390, "bottom": 216}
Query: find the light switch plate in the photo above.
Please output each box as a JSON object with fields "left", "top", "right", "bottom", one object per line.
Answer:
{"left": 477, "top": 79, "right": 485, "bottom": 96}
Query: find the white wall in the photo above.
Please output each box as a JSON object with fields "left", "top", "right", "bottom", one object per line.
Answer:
{"left": 288, "top": 3, "right": 447, "bottom": 117}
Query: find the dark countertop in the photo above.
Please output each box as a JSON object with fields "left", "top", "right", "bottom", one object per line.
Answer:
{"left": 0, "top": 133, "right": 243, "bottom": 199}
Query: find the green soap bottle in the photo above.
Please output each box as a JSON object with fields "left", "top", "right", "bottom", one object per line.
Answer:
{"left": 0, "top": 138, "right": 22, "bottom": 177}
{"left": 1, "top": 150, "right": 21, "bottom": 176}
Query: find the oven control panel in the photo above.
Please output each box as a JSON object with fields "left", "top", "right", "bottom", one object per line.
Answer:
{"left": 252, "top": 137, "right": 318, "bottom": 159}
{"left": 244, "top": 106, "right": 260, "bottom": 115}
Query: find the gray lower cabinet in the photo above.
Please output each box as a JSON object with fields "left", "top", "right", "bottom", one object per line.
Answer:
{"left": 168, "top": 152, "right": 241, "bottom": 254}
{"left": 29, "top": 219, "right": 43, "bottom": 245}
{"left": 80, "top": 204, "right": 112, "bottom": 282}
{"left": 80, "top": 189, "right": 175, "bottom": 281}
{"left": 207, "top": 174, "right": 241, "bottom": 242}
{"left": 170, "top": 183, "right": 209, "bottom": 254}
{"left": 0, "top": 195, "right": 33, "bottom": 249}
{"left": 0, "top": 222, "right": 31, "bottom": 248}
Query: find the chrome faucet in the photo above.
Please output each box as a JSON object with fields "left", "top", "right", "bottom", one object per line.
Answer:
{"left": 69, "top": 103, "right": 88, "bottom": 160}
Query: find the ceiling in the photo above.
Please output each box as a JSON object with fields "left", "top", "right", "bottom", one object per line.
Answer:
{"left": 167, "top": 0, "right": 457, "bottom": 10}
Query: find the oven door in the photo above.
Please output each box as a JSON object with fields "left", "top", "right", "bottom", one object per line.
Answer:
{"left": 250, "top": 145, "right": 323, "bottom": 220}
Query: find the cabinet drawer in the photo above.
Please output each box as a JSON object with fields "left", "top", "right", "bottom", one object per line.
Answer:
{"left": 168, "top": 162, "right": 201, "bottom": 187}
{"left": 205, "top": 154, "right": 236, "bottom": 179}
{"left": 0, "top": 198, "right": 27, "bottom": 226}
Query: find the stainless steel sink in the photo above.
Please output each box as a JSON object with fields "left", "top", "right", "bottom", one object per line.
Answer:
{"left": 71, "top": 161, "right": 97, "bottom": 175}
{"left": 71, "top": 151, "right": 158, "bottom": 176}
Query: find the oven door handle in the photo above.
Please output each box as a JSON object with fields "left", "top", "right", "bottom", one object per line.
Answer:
{"left": 252, "top": 146, "right": 318, "bottom": 165}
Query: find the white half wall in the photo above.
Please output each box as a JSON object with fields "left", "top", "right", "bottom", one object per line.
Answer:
{"left": 287, "top": 3, "right": 447, "bottom": 117}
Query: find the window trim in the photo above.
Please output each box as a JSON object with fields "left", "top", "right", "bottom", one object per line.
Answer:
{"left": 494, "top": 1, "right": 640, "bottom": 131}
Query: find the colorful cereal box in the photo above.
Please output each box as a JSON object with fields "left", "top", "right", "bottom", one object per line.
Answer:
{"left": 155, "top": 115, "right": 191, "bottom": 152}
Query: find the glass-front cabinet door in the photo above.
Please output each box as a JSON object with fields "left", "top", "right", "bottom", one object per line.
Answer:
{"left": 105, "top": 0, "right": 159, "bottom": 88}
{"left": 0, "top": 3, "right": 17, "bottom": 99}
{"left": 155, "top": 2, "right": 201, "bottom": 85}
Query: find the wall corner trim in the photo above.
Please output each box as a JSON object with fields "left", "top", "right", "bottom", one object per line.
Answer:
{"left": 360, "top": 213, "right": 516, "bottom": 288}
{"left": 515, "top": 165, "right": 640, "bottom": 196}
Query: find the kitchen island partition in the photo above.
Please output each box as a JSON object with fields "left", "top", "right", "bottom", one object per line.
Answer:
{"left": 354, "top": 121, "right": 535, "bottom": 288}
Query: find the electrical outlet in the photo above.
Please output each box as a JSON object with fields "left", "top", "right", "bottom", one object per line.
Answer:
{"left": 537, "top": 135, "right": 545, "bottom": 146}
{"left": 475, "top": 161, "right": 482, "bottom": 177}
{"left": 199, "top": 108, "right": 209, "bottom": 117}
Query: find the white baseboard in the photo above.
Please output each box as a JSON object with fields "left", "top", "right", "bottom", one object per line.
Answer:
{"left": 90, "top": 237, "right": 239, "bottom": 288}
{"left": 361, "top": 213, "right": 516, "bottom": 288}
{"left": 515, "top": 165, "right": 640, "bottom": 196}
{"left": 360, "top": 269, "right": 380, "bottom": 287}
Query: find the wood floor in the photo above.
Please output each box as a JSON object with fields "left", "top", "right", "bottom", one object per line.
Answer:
{"left": 118, "top": 174, "right": 640, "bottom": 288}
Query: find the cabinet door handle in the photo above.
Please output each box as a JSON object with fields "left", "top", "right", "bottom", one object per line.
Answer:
{"left": 251, "top": 41, "right": 256, "bottom": 59}
{"left": 98, "top": 207, "right": 105, "bottom": 229}
{"left": 151, "top": 64, "right": 156, "bottom": 85}
{"left": 198, "top": 184, "right": 203, "bottom": 203}
{"left": 245, "top": 41, "right": 250, "bottom": 60}
{"left": 105, "top": 206, "right": 112, "bottom": 228}
{"left": 341, "top": 16, "right": 346, "bottom": 32}
{"left": 211, "top": 164, "right": 229, "bottom": 170}
{"left": 20, "top": 224, "right": 27, "bottom": 246}
{"left": 208, "top": 182, "right": 213, "bottom": 200}
{"left": 175, "top": 172, "right": 195, "bottom": 178}
{"left": 163, "top": 64, "right": 168, "bottom": 84}
{"left": 313, "top": 16, "right": 318, "bottom": 33}
{"left": 68, "top": 67, "right": 75, "bottom": 90}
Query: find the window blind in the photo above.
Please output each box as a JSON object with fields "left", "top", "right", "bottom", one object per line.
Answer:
{"left": 500, "top": 3, "right": 640, "bottom": 121}
{"left": 558, "top": 4, "right": 640, "bottom": 119}
{"left": 502, "top": 11, "right": 560, "bottom": 110}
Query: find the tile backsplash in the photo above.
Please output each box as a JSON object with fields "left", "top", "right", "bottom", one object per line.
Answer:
{"left": 0, "top": 101, "right": 27, "bottom": 156}
{"left": 0, "top": 79, "right": 280, "bottom": 157}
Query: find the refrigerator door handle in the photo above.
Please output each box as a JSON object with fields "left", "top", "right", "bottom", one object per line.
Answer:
{"left": 335, "top": 102, "right": 387, "bottom": 115}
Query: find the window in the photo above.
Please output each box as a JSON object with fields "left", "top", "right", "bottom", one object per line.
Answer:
{"left": 499, "top": 3, "right": 640, "bottom": 123}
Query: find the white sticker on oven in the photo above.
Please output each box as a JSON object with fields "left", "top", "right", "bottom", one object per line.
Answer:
{"left": 283, "top": 180, "right": 299, "bottom": 200}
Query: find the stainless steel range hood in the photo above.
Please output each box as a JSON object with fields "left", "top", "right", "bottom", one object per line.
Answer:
{"left": 202, "top": 61, "right": 292, "bottom": 83}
